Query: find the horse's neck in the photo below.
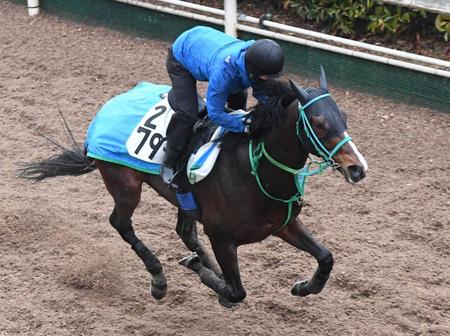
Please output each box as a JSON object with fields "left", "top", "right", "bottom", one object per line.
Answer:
{"left": 267, "top": 100, "right": 308, "bottom": 169}
{"left": 266, "top": 133, "right": 307, "bottom": 168}
{"left": 259, "top": 120, "right": 309, "bottom": 198}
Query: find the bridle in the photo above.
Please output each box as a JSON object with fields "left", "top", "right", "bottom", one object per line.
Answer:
{"left": 297, "top": 93, "right": 352, "bottom": 167}
{"left": 249, "top": 93, "right": 352, "bottom": 233}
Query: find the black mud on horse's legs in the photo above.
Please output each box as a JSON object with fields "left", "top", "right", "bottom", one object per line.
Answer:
{"left": 176, "top": 210, "right": 222, "bottom": 276}
{"left": 109, "top": 209, "right": 167, "bottom": 299}
{"left": 180, "top": 238, "right": 245, "bottom": 306}
{"left": 275, "top": 218, "right": 333, "bottom": 297}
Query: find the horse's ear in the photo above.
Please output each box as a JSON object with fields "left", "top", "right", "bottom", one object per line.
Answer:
{"left": 319, "top": 65, "right": 328, "bottom": 91}
{"left": 289, "top": 79, "right": 309, "bottom": 103}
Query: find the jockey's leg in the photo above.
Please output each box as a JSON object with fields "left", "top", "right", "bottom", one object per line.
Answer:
{"left": 162, "top": 47, "right": 198, "bottom": 188}
{"left": 274, "top": 217, "right": 333, "bottom": 297}
{"left": 227, "top": 89, "right": 248, "bottom": 111}
{"left": 162, "top": 113, "right": 196, "bottom": 189}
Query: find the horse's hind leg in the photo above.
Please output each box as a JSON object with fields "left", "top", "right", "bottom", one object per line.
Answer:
{"left": 97, "top": 162, "right": 167, "bottom": 300}
{"left": 109, "top": 208, "right": 167, "bottom": 299}
{"left": 275, "top": 217, "right": 333, "bottom": 297}
{"left": 176, "top": 210, "right": 221, "bottom": 276}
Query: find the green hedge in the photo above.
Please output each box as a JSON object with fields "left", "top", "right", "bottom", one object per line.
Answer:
{"left": 282, "top": 0, "right": 450, "bottom": 41}
{"left": 7, "top": 0, "right": 450, "bottom": 112}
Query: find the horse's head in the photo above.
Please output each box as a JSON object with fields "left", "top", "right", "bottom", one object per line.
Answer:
{"left": 289, "top": 67, "right": 367, "bottom": 183}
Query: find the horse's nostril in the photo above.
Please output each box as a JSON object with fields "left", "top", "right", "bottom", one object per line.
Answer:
{"left": 348, "top": 165, "right": 365, "bottom": 182}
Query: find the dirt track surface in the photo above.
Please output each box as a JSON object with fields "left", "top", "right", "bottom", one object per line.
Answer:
{"left": 1, "top": 2, "right": 449, "bottom": 335}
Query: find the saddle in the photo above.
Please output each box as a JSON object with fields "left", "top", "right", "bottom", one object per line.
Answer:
{"left": 165, "top": 90, "right": 218, "bottom": 190}
{"left": 166, "top": 89, "right": 247, "bottom": 189}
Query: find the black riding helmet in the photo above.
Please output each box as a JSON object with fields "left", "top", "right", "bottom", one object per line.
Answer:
{"left": 245, "top": 39, "right": 284, "bottom": 81}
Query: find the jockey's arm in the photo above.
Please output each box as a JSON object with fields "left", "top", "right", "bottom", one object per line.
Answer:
{"left": 207, "top": 71, "right": 246, "bottom": 133}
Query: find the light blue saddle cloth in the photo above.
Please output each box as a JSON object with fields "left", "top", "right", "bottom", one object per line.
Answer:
{"left": 85, "top": 81, "right": 245, "bottom": 182}
{"left": 85, "top": 82, "right": 172, "bottom": 174}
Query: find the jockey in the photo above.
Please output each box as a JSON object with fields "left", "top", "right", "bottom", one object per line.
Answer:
{"left": 162, "top": 25, "right": 284, "bottom": 188}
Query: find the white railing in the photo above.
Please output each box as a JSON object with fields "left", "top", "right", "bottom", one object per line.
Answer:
{"left": 27, "top": 0, "right": 39, "bottom": 16}
{"left": 378, "top": 0, "right": 450, "bottom": 15}
{"left": 224, "top": 0, "right": 237, "bottom": 36}
{"left": 148, "top": 0, "right": 450, "bottom": 77}
{"left": 26, "top": 0, "right": 450, "bottom": 78}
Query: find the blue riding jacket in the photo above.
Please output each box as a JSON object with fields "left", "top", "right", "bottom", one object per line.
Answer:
{"left": 172, "top": 26, "right": 268, "bottom": 133}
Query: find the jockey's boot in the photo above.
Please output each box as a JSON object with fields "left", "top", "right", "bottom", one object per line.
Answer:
{"left": 160, "top": 145, "right": 182, "bottom": 189}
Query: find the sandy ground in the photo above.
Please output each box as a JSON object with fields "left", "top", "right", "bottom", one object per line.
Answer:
{"left": 1, "top": 2, "right": 449, "bottom": 335}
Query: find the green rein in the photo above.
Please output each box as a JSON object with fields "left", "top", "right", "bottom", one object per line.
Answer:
{"left": 249, "top": 94, "right": 352, "bottom": 233}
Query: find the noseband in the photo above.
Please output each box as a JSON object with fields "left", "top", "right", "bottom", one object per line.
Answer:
{"left": 249, "top": 93, "right": 352, "bottom": 233}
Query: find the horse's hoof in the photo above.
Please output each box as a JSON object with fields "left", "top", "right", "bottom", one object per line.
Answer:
{"left": 151, "top": 281, "right": 167, "bottom": 300}
{"left": 218, "top": 295, "right": 236, "bottom": 308}
{"left": 179, "top": 253, "right": 201, "bottom": 271}
{"left": 291, "top": 280, "right": 310, "bottom": 297}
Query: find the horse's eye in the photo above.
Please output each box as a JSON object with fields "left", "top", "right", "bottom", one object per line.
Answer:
{"left": 310, "top": 115, "right": 329, "bottom": 138}
{"left": 316, "top": 123, "right": 326, "bottom": 130}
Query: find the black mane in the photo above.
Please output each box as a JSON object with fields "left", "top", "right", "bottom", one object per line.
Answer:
{"left": 221, "top": 80, "right": 297, "bottom": 149}
{"left": 248, "top": 80, "right": 296, "bottom": 140}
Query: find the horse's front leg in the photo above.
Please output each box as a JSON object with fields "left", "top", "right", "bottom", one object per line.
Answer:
{"left": 275, "top": 217, "right": 333, "bottom": 297}
{"left": 180, "top": 237, "right": 245, "bottom": 307}
{"left": 176, "top": 210, "right": 222, "bottom": 276}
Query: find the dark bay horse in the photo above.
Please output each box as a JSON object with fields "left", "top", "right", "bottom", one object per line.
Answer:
{"left": 19, "top": 68, "right": 367, "bottom": 307}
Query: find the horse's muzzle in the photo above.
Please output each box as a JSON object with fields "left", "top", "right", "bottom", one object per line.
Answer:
{"left": 346, "top": 165, "right": 365, "bottom": 183}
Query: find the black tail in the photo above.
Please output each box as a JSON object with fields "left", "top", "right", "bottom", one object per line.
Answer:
{"left": 18, "top": 147, "right": 96, "bottom": 182}
{"left": 18, "top": 109, "right": 97, "bottom": 182}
